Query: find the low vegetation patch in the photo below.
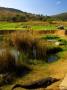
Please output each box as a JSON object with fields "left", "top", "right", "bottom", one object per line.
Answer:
{"left": 41, "top": 35, "right": 60, "bottom": 40}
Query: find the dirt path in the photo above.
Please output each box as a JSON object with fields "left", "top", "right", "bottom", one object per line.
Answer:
{"left": 59, "top": 74, "right": 67, "bottom": 90}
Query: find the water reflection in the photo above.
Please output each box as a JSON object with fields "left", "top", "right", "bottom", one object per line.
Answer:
{"left": 48, "top": 55, "right": 58, "bottom": 63}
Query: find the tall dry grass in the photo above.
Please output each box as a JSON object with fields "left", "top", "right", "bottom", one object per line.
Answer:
{"left": 11, "top": 31, "right": 60, "bottom": 60}
{"left": 0, "top": 48, "right": 16, "bottom": 73}
{"left": 11, "top": 31, "right": 38, "bottom": 50}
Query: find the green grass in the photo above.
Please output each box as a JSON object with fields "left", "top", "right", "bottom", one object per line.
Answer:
{"left": 0, "top": 22, "right": 56, "bottom": 30}
{"left": 0, "top": 22, "right": 24, "bottom": 30}
{"left": 41, "top": 35, "right": 60, "bottom": 40}
{"left": 32, "top": 25, "right": 56, "bottom": 30}
{"left": 0, "top": 21, "right": 67, "bottom": 30}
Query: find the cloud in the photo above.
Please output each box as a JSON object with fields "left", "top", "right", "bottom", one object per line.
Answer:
{"left": 56, "top": 1, "right": 61, "bottom": 5}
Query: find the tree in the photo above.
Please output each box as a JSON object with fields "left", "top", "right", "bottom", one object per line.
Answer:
{"left": 11, "top": 15, "right": 27, "bottom": 22}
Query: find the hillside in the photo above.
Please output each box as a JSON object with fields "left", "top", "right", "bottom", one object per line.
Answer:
{"left": 0, "top": 7, "right": 46, "bottom": 22}
{"left": 0, "top": 7, "right": 67, "bottom": 22}
{"left": 52, "top": 13, "right": 67, "bottom": 21}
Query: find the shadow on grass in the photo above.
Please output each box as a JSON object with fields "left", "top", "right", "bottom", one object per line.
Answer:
{"left": 14, "top": 65, "right": 31, "bottom": 77}
{"left": 0, "top": 65, "right": 31, "bottom": 87}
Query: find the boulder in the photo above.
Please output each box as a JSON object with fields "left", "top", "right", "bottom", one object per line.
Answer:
{"left": 57, "top": 25, "right": 64, "bottom": 30}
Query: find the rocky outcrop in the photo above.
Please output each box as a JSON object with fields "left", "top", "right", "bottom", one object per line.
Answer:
{"left": 57, "top": 25, "right": 64, "bottom": 30}
{"left": 12, "top": 77, "right": 60, "bottom": 90}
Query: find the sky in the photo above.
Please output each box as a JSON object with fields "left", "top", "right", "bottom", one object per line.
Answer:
{"left": 0, "top": 0, "right": 67, "bottom": 15}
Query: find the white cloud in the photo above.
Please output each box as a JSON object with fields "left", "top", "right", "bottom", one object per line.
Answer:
{"left": 56, "top": 1, "right": 61, "bottom": 5}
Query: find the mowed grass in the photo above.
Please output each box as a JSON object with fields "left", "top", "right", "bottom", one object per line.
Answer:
{"left": 0, "top": 21, "right": 67, "bottom": 30}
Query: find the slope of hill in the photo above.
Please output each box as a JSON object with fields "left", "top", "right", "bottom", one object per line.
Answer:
{"left": 0, "top": 7, "right": 67, "bottom": 22}
{"left": 51, "top": 13, "right": 67, "bottom": 21}
{"left": 0, "top": 7, "right": 46, "bottom": 22}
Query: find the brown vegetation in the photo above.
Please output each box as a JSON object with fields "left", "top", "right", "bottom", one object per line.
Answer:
{"left": 10, "top": 31, "right": 62, "bottom": 61}
{"left": 0, "top": 48, "right": 16, "bottom": 73}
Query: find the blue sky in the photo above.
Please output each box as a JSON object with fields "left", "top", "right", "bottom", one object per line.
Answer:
{"left": 0, "top": 0, "right": 67, "bottom": 15}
